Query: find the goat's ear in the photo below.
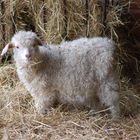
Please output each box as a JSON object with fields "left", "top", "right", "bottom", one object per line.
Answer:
{"left": 1, "top": 43, "right": 14, "bottom": 56}
{"left": 33, "top": 37, "right": 44, "bottom": 47}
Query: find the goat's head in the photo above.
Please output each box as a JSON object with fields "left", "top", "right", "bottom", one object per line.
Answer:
{"left": 1, "top": 31, "right": 44, "bottom": 65}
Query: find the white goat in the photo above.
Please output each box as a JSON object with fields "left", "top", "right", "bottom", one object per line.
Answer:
{"left": 1, "top": 31, "right": 120, "bottom": 118}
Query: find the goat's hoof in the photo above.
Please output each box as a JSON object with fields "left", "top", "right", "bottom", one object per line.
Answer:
{"left": 36, "top": 107, "right": 49, "bottom": 115}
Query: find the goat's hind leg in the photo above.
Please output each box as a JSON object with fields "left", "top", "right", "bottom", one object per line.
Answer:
{"left": 99, "top": 80, "right": 120, "bottom": 119}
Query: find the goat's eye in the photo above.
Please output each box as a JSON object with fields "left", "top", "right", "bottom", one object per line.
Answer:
{"left": 16, "top": 46, "right": 19, "bottom": 49}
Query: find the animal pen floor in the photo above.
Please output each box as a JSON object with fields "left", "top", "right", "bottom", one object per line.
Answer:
{"left": 0, "top": 64, "right": 140, "bottom": 140}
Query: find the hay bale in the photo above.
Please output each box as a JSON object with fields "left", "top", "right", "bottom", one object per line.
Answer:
{"left": 128, "top": 0, "right": 140, "bottom": 40}
{"left": 116, "top": 0, "right": 140, "bottom": 82}
{"left": 0, "top": 0, "right": 126, "bottom": 44}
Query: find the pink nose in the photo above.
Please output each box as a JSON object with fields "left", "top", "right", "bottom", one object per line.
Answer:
{"left": 25, "top": 54, "right": 31, "bottom": 59}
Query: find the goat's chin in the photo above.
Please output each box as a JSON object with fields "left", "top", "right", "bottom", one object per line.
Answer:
{"left": 16, "top": 58, "right": 34, "bottom": 68}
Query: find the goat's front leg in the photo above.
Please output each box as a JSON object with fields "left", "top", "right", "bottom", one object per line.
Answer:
{"left": 34, "top": 93, "right": 57, "bottom": 114}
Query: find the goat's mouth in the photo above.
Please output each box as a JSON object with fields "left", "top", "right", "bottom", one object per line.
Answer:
{"left": 23, "top": 58, "right": 32, "bottom": 65}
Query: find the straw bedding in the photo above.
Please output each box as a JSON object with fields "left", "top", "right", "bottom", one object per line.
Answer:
{"left": 0, "top": 64, "right": 139, "bottom": 139}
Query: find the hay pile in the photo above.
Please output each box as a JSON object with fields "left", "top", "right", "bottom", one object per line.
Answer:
{"left": 0, "top": 0, "right": 125, "bottom": 44}
{"left": 0, "top": 64, "right": 140, "bottom": 139}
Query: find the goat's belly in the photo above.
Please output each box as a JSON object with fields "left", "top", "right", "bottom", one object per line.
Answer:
{"left": 58, "top": 90, "right": 98, "bottom": 109}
